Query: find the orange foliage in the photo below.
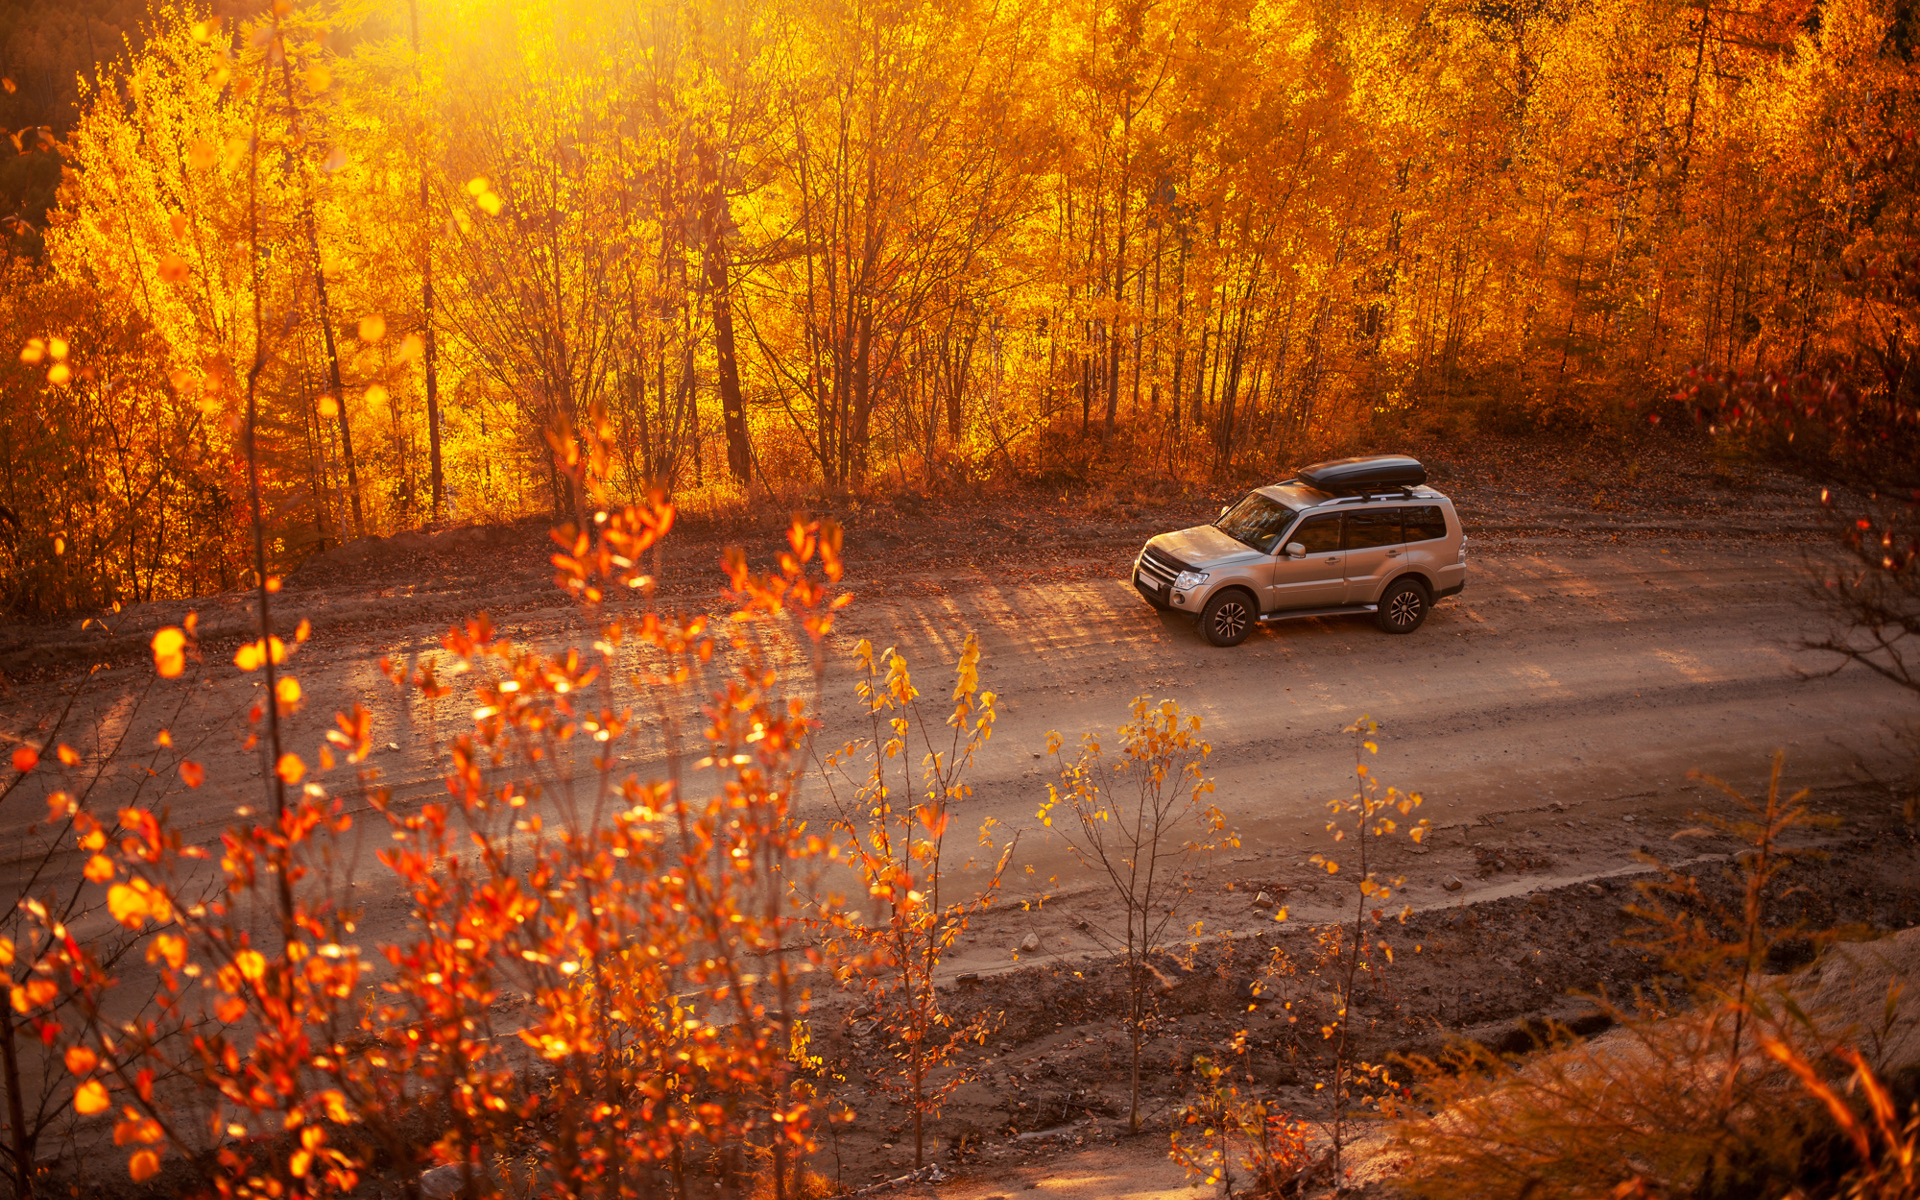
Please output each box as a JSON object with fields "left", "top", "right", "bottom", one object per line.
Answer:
{"left": 2, "top": 0, "right": 1913, "bottom": 612}
{"left": 11, "top": 475, "right": 851, "bottom": 1194}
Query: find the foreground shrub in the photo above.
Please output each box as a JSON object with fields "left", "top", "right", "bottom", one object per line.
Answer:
{"left": 9, "top": 437, "right": 851, "bottom": 1199}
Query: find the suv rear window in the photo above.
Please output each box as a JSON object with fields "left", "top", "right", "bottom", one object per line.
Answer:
{"left": 1344, "top": 509, "right": 1403, "bottom": 550}
{"left": 1404, "top": 505, "right": 1448, "bottom": 542}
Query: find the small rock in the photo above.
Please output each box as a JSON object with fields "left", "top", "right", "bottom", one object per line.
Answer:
{"left": 1019, "top": 932, "right": 1040, "bottom": 953}
{"left": 1253, "top": 891, "right": 1274, "bottom": 908}
{"left": 1585, "top": 883, "right": 1607, "bottom": 896}
{"left": 419, "top": 1165, "right": 466, "bottom": 1200}
{"left": 1443, "top": 875, "right": 1464, "bottom": 891}
{"left": 957, "top": 972, "right": 981, "bottom": 986}
{"left": 1622, "top": 815, "right": 1635, "bottom": 823}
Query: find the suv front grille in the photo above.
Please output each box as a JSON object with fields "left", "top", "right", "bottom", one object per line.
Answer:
{"left": 1137, "top": 546, "right": 1186, "bottom": 588}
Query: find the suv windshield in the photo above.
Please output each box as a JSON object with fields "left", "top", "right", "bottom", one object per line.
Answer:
{"left": 1215, "top": 493, "right": 1296, "bottom": 553}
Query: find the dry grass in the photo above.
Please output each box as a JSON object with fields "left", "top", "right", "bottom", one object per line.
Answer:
{"left": 1391, "top": 754, "right": 1920, "bottom": 1200}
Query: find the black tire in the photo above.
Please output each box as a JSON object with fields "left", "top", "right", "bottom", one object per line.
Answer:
{"left": 1200, "top": 590, "right": 1256, "bottom": 647}
{"left": 1375, "top": 577, "right": 1431, "bottom": 634}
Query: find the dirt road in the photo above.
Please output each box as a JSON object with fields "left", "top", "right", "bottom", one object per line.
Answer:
{"left": 852, "top": 535, "right": 1899, "bottom": 842}
{"left": 5, "top": 517, "right": 1908, "bottom": 967}
{"left": 2, "top": 436, "right": 1911, "bottom": 969}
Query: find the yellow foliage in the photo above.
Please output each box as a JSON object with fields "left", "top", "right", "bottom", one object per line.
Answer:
{"left": 73, "top": 1079, "right": 110, "bottom": 1115}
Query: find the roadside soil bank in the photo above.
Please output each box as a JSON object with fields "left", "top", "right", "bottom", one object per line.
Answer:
{"left": 797, "top": 789, "right": 1919, "bottom": 1199}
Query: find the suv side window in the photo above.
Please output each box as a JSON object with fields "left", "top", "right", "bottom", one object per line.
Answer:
{"left": 1403, "top": 505, "right": 1448, "bottom": 542}
{"left": 1344, "top": 508, "right": 1403, "bottom": 550}
{"left": 1289, "top": 514, "right": 1342, "bottom": 554}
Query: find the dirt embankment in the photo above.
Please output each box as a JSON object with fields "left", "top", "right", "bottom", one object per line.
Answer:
{"left": 800, "top": 791, "right": 1919, "bottom": 1196}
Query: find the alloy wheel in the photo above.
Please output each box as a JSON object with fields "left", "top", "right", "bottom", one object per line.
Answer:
{"left": 1213, "top": 602, "right": 1248, "bottom": 640}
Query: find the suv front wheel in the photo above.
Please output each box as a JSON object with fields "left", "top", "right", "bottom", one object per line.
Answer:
{"left": 1376, "top": 578, "right": 1430, "bottom": 634}
{"left": 1200, "top": 590, "right": 1256, "bottom": 647}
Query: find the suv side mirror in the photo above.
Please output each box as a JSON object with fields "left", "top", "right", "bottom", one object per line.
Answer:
{"left": 1284, "top": 542, "right": 1306, "bottom": 559}
{"left": 1218, "top": 505, "right": 1230, "bottom": 520}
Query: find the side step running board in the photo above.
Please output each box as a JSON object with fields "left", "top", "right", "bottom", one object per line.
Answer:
{"left": 1256, "top": 603, "right": 1377, "bottom": 624}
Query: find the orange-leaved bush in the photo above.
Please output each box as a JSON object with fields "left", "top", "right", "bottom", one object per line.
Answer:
{"left": 13, "top": 456, "right": 853, "bottom": 1199}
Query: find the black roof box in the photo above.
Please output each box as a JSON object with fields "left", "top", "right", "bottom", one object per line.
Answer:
{"left": 1295, "top": 455, "right": 1427, "bottom": 494}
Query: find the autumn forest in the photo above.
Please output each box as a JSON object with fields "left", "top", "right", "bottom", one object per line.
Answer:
{"left": 0, "top": 0, "right": 1914, "bottom": 613}
{"left": 0, "top": 0, "right": 1917, "bottom": 1197}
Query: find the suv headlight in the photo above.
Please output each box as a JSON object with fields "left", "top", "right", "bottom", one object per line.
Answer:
{"left": 1173, "top": 570, "right": 1209, "bottom": 591}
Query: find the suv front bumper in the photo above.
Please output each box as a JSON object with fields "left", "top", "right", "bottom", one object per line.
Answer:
{"left": 1134, "top": 548, "right": 1191, "bottom": 607}
{"left": 1133, "top": 572, "right": 1168, "bottom": 606}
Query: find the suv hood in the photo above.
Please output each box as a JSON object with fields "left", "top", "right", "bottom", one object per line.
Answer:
{"left": 1148, "top": 525, "right": 1265, "bottom": 570}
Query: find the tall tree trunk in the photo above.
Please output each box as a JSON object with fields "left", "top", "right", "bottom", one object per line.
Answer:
{"left": 275, "top": 49, "right": 364, "bottom": 539}
{"left": 1169, "top": 239, "right": 1189, "bottom": 448}
{"left": 852, "top": 305, "right": 874, "bottom": 483}
{"left": 793, "top": 110, "right": 834, "bottom": 481}
{"left": 1191, "top": 317, "right": 1210, "bottom": 425}
{"left": 1558, "top": 221, "right": 1592, "bottom": 387}
{"left": 1080, "top": 350, "right": 1092, "bottom": 435}
{"left": 702, "top": 147, "right": 753, "bottom": 486}
{"left": 1105, "top": 152, "right": 1128, "bottom": 434}
{"left": 2, "top": 997, "right": 33, "bottom": 1200}
{"left": 307, "top": 224, "right": 360, "bottom": 536}
{"left": 410, "top": 0, "right": 443, "bottom": 520}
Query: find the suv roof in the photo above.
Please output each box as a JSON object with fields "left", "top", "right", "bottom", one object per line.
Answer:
{"left": 1252, "top": 480, "right": 1446, "bottom": 513}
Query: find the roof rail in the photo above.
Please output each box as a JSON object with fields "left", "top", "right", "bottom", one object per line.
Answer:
{"left": 1326, "top": 487, "right": 1420, "bottom": 504}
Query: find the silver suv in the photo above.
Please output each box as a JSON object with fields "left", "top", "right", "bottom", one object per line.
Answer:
{"left": 1132, "top": 455, "right": 1467, "bottom": 646}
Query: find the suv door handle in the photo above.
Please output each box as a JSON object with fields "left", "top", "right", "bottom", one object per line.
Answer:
{"left": 1386, "top": 550, "right": 1400, "bottom": 557}
{"left": 1323, "top": 557, "right": 1339, "bottom": 564}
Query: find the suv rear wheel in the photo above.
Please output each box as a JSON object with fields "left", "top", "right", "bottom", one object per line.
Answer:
{"left": 1376, "top": 577, "right": 1430, "bottom": 634}
{"left": 1200, "top": 590, "right": 1256, "bottom": 647}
